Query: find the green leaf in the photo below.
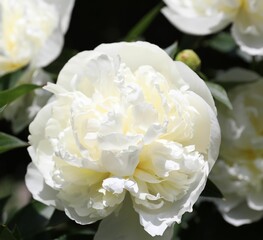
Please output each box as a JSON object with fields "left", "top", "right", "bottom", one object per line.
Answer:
{"left": 0, "top": 68, "right": 26, "bottom": 91}
{"left": 205, "top": 82, "right": 233, "bottom": 110}
{"left": 10, "top": 226, "right": 21, "bottom": 240}
{"left": 69, "top": 229, "right": 96, "bottom": 236}
{"left": 179, "top": 35, "right": 203, "bottom": 50}
{"left": 214, "top": 67, "right": 260, "bottom": 84}
{"left": 56, "top": 235, "right": 67, "bottom": 240}
{"left": 0, "top": 196, "right": 11, "bottom": 223}
{"left": 47, "top": 210, "right": 69, "bottom": 228}
{"left": 201, "top": 179, "right": 223, "bottom": 199}
{"left": 7, "top": 202, "right": 54, "bottom": 239}
{"left": 0, "top": 84, "right": 41, "bottom": 108}
{"left": 0, "top": 105, "right": 7, "bottom": 113}
{"left": 124, "top": 3, "right": 163, "bottom": 41}
{"left": 0, "top": 132, "right": 28, "bottom": 154}
{"left": 0, "top": 225, "right": 17, "bottom": 240}
{"left": 204, "top": 32, "right": 236, "bottom": 53}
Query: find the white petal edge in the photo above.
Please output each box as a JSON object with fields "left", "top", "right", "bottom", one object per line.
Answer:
{"left": 231, "top": 21, "right": 263, "bottom": 56}
{"left": 25, "top": 163, "right": 62, "bottom": 209}
{"left": 32, "top": 28, "right": 64, "bottom": 68}
{"left": 94, "top": 41, "right": 186, "bottom": 89}
{"left": 46, "top": 0, "right": 76, "bottom": 33}
{"left": 174, "top": 61, "right": 217, "bottom": 114}
{"left": 134, "top": 163, "right": 209, "bottom": 237}
{"left": 28, "top": 102, "right": 53, "bottom": 145}
{"left": 161, "top": 7, "right": 231, "bottom": 35}
{"left": 222, "top": 201, "right": 263, "bottom": 226}
{"left": 247, "top": 191, "right": 263, "bottom": 211}
{"left": 56, "top": 50, "right": 118, "bottom": 94}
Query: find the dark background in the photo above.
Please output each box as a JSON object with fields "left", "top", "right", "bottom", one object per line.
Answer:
{"left": 65, "top": 0, "right": 177, "bottom": 51}
{"left": 0, "top": 1, "right": 261, "bottom": 239}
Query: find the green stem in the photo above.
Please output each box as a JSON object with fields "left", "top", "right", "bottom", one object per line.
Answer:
{"left": 172, "top": 223, "right": 181, "bottom": 239}
{"left": 124, "top": 2, "right": 164, "bottom": 42}
{"left": 251, "top": 55, "right": 257, "bottom": 72}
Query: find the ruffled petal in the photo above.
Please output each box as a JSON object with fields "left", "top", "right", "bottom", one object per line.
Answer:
{"left": 95, "top": 41, "right": 186, "bottom": 89}
{"left": 56, "top": 51, "right": 119, "bottom": 96}
{"left": 133, "top": 163, "right": 209, "bottom": 236}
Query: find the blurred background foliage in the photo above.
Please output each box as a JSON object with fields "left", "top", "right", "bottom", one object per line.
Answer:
{"left": 1, "top": 0, "right": 263, "bottom": 239}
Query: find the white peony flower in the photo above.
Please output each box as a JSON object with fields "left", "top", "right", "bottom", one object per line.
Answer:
{"left": 162, "top": 0, "right": 263, "bottom": 55}
{"left": 25, "top": 41, "right": 220, "bottom": 239}
{"left": 0, "top": 0, "right": 75, "bottom": 75}
{"left": 210, "top": 79, "right": 263, "bottom": 226}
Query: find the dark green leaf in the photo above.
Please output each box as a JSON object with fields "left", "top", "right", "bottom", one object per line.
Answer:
{"left": 0, "top": 225, "right": 17, "bottom": 240}
{"left": 0, "top": 68, "right": 26, "bottom": 91}
{"left": 0, "top": 84, "right": 41, "bottom": 108}
{"left": 7, "top": 201, "right": 54, "bottom": 239}
{"left": 204, "top": 32, "right": 236, "bottom": 53}
{"left": 56, "top": 235, "right": 67, "bottom": 240}
{"left": 214, "top": 67, "right": 260, "bottom": 84}
{"left": 179, "top": 35, "right": 203, "bottom": 50}
{"left": 0, "top": 196, "right": 11, "bottom": 223}
{"left": 11, "top": 226, "right": 21, "bottom": 240}
{"left": 47, "top": 210, "right": 69, "bottom": 228}
{"left": 205, "top": 82, "right": 233, "bottom": 110}
{"left": 124, "top": 3, "right": 163, "bottom": 41}
{"left": 201, "top": 179, "right": 223, "bottom": 199}
{"left": 0, "top": 105, "right": 7, "bottom": 113}
{"left": 69, "top": 229, "right": 96, "bottom": 236}
{"left": 0, "top": 132, "right": 28, "bottom": 154}
{"left": 165, "top": 42, "right": 178, "bottom": 59}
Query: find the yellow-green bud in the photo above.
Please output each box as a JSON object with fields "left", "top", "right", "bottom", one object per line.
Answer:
{"left": 175, "top": 49, "right": 201, "bottom": 71}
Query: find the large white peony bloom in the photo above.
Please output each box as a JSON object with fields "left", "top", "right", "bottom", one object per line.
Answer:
{"left": 25, "top": 41, "right": 220, "bottom": 239}
{"left": 210, "top": 79, "right": 263, "bottom": 226}
{"left": 162, "top": 0, "right": 263, "bottom": 55}
{"left": 0, "top": 0, "right": 75, "bottom": 75}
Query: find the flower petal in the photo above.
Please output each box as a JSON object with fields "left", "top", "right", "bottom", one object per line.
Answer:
{"left": 95, "top": 41, "right": 186, "bottom": 89}
{"left": 174, "top": 61, "right": 216, "bottom": 113}
{"left": 25, "top": 163, "right": 62, "bottom": 209}
{"left": 32, "top": 28, "right": 64, "bottom": 68}
{"left": 232, "top": 17, "right": 263, "bottom": 55}
{"left": 247, "top": 190, "right": 263, "bottom": 211}
{"left": 161, "top": 6, "right": 231, "bottom": 35}
{"left": 46, "top": 0, "right": 76, "bottom": 33}
{"left": 56, "top": 51, "right": 119, "bottom": 96}
{"left": 222, "top": 201, "right": 263, "bottom": 226}
{"left": 133, "top": 163, "right": 209, "bottom": 236}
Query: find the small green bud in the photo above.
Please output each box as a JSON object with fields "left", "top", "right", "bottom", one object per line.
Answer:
{"left": 175, "top": 49, "right": 201, "bottom": 71}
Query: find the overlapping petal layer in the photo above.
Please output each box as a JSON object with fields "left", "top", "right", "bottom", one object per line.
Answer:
{"left": 26, "top": 42, "right": 220, "bottom": 238}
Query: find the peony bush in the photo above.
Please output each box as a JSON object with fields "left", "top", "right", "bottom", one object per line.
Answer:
{"left": 1, "top": 1, "right": 263, "bottom": 239}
